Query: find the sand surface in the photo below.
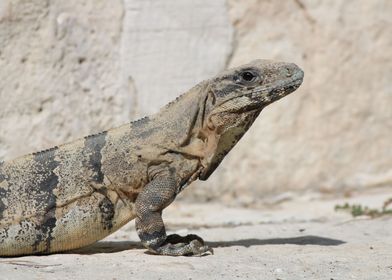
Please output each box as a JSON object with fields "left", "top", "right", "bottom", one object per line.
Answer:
{"left": 1, "top": 188, "right": 391, "bottom": 280}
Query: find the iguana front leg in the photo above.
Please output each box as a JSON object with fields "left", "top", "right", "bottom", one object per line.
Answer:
{"left": 135, "top": 169, "right": 213, "bottom": 256}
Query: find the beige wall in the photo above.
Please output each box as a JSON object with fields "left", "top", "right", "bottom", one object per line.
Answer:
{"left": 0, "top": 0, "right": 391, "bottom": 205}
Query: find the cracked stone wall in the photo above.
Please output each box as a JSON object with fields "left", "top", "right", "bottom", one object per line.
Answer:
{"left": 0, "top": 0, "right": 391, "bottom": 205}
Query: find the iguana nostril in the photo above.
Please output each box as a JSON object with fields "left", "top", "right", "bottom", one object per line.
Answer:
{"left": 286, "top": 67, "right": 293, "bottom": 77}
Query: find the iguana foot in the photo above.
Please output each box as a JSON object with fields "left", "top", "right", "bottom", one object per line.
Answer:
{"left": 152, "top": 234, "right": 213, "bottom": 256}
{"left": 135, "top": 174, "right": 214, "bottom": 257}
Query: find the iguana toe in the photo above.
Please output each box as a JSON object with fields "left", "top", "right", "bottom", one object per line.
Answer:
{"left": 151, "top": 234, "right": 213, "bottom": 256}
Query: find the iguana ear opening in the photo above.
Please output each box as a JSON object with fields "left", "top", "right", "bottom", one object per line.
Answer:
{"left": 196, "top": 82, "right": 216, "bottom": 130}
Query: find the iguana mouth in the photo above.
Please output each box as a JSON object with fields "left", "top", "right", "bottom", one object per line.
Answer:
{"left": 249, "top": 71, "right": 304, "bottom": 102}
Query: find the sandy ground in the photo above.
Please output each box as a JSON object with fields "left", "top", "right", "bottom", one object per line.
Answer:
{"left": 1, "top": 188, "right": 391, "bottom": 280}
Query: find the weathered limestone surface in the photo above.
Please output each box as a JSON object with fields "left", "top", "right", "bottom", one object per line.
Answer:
{"left": 0, "top": 0, "right": 390, "bottom": 204}
{"left": 0, "top": 0, "right": 127, "bottom": 160}
{"left": 205, "top": 0, "right": 392, "bottom": 204}
{"left": 121, "top": 0, "right": 233, "bottom": 117}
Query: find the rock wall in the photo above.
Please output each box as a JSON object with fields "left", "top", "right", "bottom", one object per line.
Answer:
{"left": 0, "top": 0, "right": 127, "bottom": 159}
{"left": 196, "top": 0, "right": 392, "bottom": 205}
{"left": 0, "top": 0, "right": 391, "bottom": 205}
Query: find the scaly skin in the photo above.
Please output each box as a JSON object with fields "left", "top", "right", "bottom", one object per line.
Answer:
{"left": 0, "top": 60, "right": 304, "bottom": 257}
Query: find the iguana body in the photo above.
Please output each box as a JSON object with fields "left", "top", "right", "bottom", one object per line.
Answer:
{"left": 0, "top": 60, "right": 303, "bottom": 257}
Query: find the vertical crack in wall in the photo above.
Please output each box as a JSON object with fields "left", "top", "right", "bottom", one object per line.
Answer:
{"left": 223, "top": 0, "right": 236, "bottom": 69}
{"left": 127, "top": 76, "right": 138, "bottom": 120}
{"left": 120, "top": 0, "right": 138, "bottom": 120}
{"left": 293, "top": 0, "right": 316, "bottom": 26}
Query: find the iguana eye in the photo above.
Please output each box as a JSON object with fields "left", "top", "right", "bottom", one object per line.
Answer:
{"left": 241, "top": 71, "right": 256, "bottom": 82}
{"left": 236, "top": 70, "right": 260, "bottom": 85}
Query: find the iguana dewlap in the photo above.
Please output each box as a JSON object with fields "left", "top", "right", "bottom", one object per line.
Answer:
{"left": 0, "top": 60, "right": 304, "bottom": 256}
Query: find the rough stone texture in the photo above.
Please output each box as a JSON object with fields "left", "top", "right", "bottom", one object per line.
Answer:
{"left": 0, "top": 188, "right": 391, "bottom": 279}
{"left": 121, "top": 0, "right": 233, "bottom": 117}
{"left": 192, "top": 0, "right": 392, "bottom": 205}
{"left": 0, "top": 0, "right": 391, "bottom": 205}
{"left": 0, "top": 0, "right": 128, "bottom": 160}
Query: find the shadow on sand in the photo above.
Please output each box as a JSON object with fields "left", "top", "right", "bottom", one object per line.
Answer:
{"left": 70, "top": 235, "right": 345, "bottom": 255}
{"left": 206, "top": 235, "right": 345, "bottom": 248}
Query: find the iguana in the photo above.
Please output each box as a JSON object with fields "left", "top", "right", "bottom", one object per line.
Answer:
{"left": 0, "top": 60, "right": 304, "bottom": 257}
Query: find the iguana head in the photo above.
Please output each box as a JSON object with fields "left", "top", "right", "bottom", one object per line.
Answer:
{"left": 199, "top": 59, "right": 304, "bottom": 180}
